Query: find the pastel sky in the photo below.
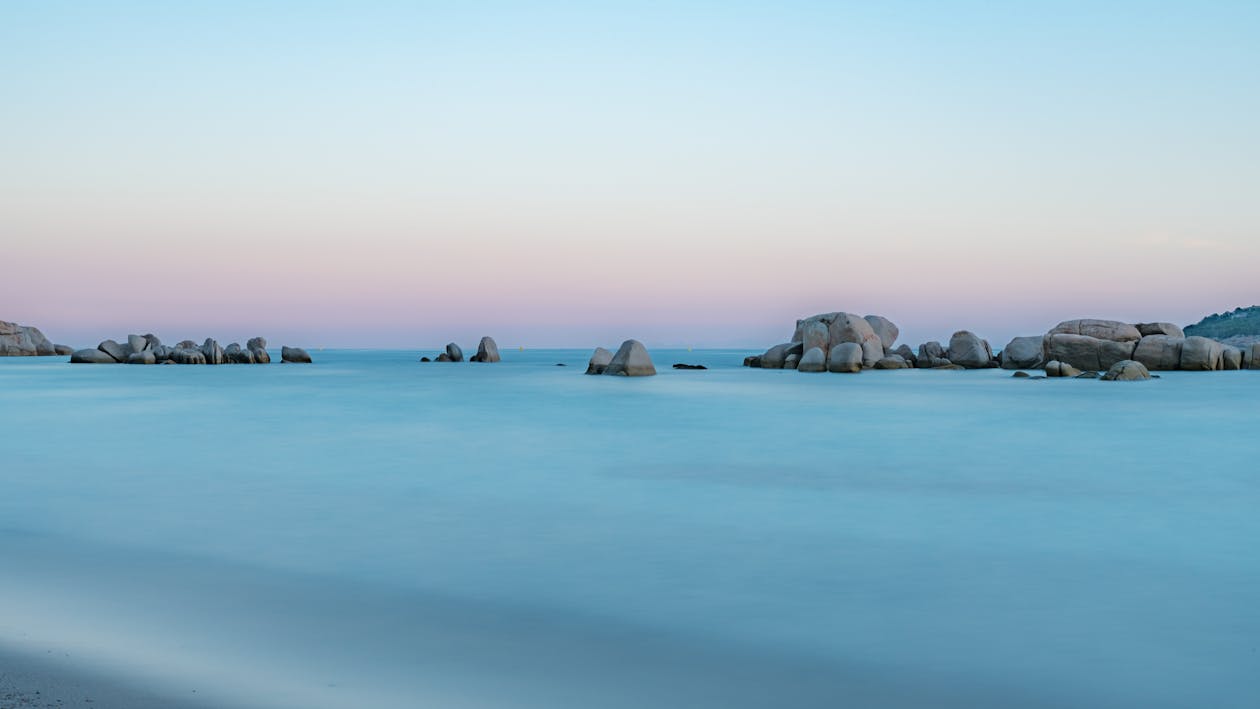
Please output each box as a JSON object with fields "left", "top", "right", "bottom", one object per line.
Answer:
{"left": 3, "top": 1, "right": 1257, "bottom": 349}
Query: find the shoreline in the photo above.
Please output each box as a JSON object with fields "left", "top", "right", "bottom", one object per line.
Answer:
{"left": 0, "top": 643, "right": 210, "bottom": 709}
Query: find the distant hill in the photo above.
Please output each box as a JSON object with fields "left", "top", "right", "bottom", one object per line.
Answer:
{"left": 1185, "top": 306, "right": 1260, "bottom": 346}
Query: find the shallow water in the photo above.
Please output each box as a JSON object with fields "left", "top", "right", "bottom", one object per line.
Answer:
{"left": 1, "top": 350, "right": 1258, "bottom": 708}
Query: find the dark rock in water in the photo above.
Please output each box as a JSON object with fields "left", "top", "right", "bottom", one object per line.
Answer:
{"left": 420, "top": 356, "right": 432, "bottom": 362}
{"left": 436, "top": 353, "right": 452, "bottom": 362}
{"left": 470, "top": 336, "right": 500, "bottom": 363}
{"left": 555, "top": 363, "right": 566, "bottom": 367}
{"left": 70, "top": 348, "right": 118, "bottom": 364}
{"left": 171, "top": 348, "right": 206, "bottom": 365}
{"left": 585, "top": 347, "right": 613, "bottom": 375}
{"left": 873, "top": 354, "right": 909, "bottom": 369}
{"left": 891, "top": 344, "right": 917, "bottom": 367}
{"left": 1012, "top": 371, "right": 1030, "bottom": 378}
{"left": 947, "top": 330, "right": 993, "bottom": 369}
{"left": 743, "top": 355, "right": 761, "bottom": 368}
{"left": 201, "top": 338, "right": 226, "bottom": 365}
{"left": 673, "top": 363, "right": 707, "bottom": 370}
{"left": 281, "top": 346, "right": 312, "bottom": 363}
{"left": 127, "top": 351, "right": 157, "bottom": 365}
{"left": 1075, "top": 371, "right": 1100, "bottom": 379}
{"left": 97, "top": 339, "right": 126, "bottom": 362}
{"left": 445, "top": 343, "right": 464, "bottom": 362}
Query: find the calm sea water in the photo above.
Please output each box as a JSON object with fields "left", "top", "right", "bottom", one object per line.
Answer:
{"left": 1, "top": 350, "right": 1257, "bottom": 708}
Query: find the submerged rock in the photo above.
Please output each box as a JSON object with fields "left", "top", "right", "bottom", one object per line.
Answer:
{"left": 1101, "top": 360, "right": 1151, "bottom": 381}
{"left": 672, "top": 363, "right": 707, "bottom": 370}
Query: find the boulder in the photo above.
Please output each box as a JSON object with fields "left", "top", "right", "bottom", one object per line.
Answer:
{"left": 1045, "top": 360, "right": 1082, "bottom": 378}
{"left": 1048, "top": 319, "right": 1142, "bottom": 342}
{"left": 916, "top": 341, "right": 947, "bottom": 368}
{"left": 797, "top": 347, "right": 827, "bottom": 372}
{"left": 1250, "top": 343, "right": 1260, "bottom": 370}
{"left": 784, "top": 353, "right": 800, "bottom": 370}
{"left": 171, "top": 348, "right": 207, "bottom": 365}
{"left": 225, "top": 343, "right": 255, "bottom": 364}
{"left": 53, "top": 344, "right": 75, "bottom": 356}
{"left": 1000, "top": 336, "right": 1044, "bottom": 370}
{"left": 144, "top": 334, "right": 162, "bottom": 350}
{"left": 1012, "top": 371, "right": 1030, "bottom": 378}
{"left": 873, "top": 354, "right": 909, "bottom": 369}
{"left": 760, "top": 343, "right": 791, "bottom": 369}
{"left": 420, "top": 356, "right": 432, "bottom": 362}
{"left": 863, "top": 315, "right": 899, "bottom": 350}
{"left": 0, "top": 321, "right": 57, "bottom": 356}
{"left": 891, "top": 344, "right": 917, "bottom": 367}
{"left": 445, "top": 343, "right": 464, "bottom": 362}
{"left": 947, "top": 331, "right": 993, "bottom": 369}
{"left": 201, "top": 338, "right": 226, "bottom": 365}
{"left": 247, "top": 337, "right": 267, "bottom": 351}
{"left": 1045, "top": 334, "right": 1102, "bottom": 371}
{"left": 70, "top": 348, "right": 118, "bottom": 363}
{"left": 127, "top": 334, "right": 149, "bottom": 354}
{"left": 826, "top": 342, "right": 863, "bottom": 373}
{"left": 1101, "top": 360, "right": 1151, "bottom": 381}
{"left": 933, "top": 363, "right": 966, "bottom": 370}
{"left": 281, "top": 346, "right": 313, "bottom": 364}
{"left": 471, "top": 336, "right": 501, "bottom": 363}
{"left": 826, "top": 313, "right": 882, "bottom": 367}
{"left": 1221, "top": 345, "right": 1242, "bottom": 371}
{"left": 436, "top": 353, "right": 452, "bottom": 362}
{"left": 97, "top": 339, "right": 127, "bottom": 363}
{"left": 1132, "top": 335, "right": 1184, "bottom": 371}
{"left": 1136, "top": 322, "right": 1186, "bottom": 339}
{"left": 126, "top": 351, "right": 157, "bottom": 365}
{"left": 1180, "top": 336, "right": 1223, "bottom": 371}
{"left": 1098, "top": 339, "right": 1138, "bottom": 370}
{"left": 177, "top": 340, "right": 198, "bottom": 349}
{"left": 799, "top": 321, "right": 829, "bottom": 356}
{"left": 742, "top": 355, "right": 761, "bottom": 368}
{"left": 603, "top": 339, "right": 656, "bottom": 376}
{"left": 585, "top": 347, "right": 613, "bottom": 375}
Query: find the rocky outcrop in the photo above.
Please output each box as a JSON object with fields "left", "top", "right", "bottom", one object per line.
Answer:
{"left": 445, "top": 343, "right": 464, "bottom": 362}
{"left": 890, "top": 344, "right": 917, "bottom": 367}
{"left": 1180, "top": 336, "right": 1223, "bottom": 371}
{"left": 946, "top": 331, "right": 994, "bottom": 369}
{"left": 602, "top": 339, "right": 656, "bottom": 377}
{"left": 827, "top": 342, "right": 862, "bottom": 373}
{"left": 1250, "top": 343, "right": 1260, "bottom": 370}
{"left": 915, "top": 341, "right": 951, "bottom": 368}
{"left": 874, "top": 354, "right": 910, "bottom": 369}
{"left": 70, "top": 333, "right": 279, "bottom": 365}
{"left": 1000, "top": 336, "right": 1044, "bottom": 370}
{"left": 797, "top": 347, "right": 826, "bottom": 372}
{"left": 756, "top": 311, "right": 897, "bottom": 373}
{"left": 863, "top": 315, "right": 899, "bottom": 351}
{"left": 1048, "top": 319, "right": 1142, "bottom": 343}
{"left": 586, "top": 347, "right": 613, "bottom": 375}
{"left": 281, "top": 346, "right": 313, "bottom": 363}
{"left": 470, "top": 336, "right": 501, "bottom": 363}
{"left": 1132, "top": 335, "right": 1183, "bottom": 371}
{"left": 1101, "top": 360, "right": 1151, "bottom": 381}
{"left": 1136, "top": 322, "right": 1186, "bottom": 338}
{"left": 1221, "top": 345, "right": 1242, "bottom": 371}
{"left": 0, "top": 320, "right": 68, "bottom": 356}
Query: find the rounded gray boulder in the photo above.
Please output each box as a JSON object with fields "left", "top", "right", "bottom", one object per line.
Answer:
{"left": 603, "top": 339, "right": 656, "bottom": 377}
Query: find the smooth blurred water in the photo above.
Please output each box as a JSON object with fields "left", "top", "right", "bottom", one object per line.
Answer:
{"left": 1, "top": 351, "right": 1257, "bottom": 708}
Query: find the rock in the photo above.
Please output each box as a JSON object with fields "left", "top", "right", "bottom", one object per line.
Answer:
{"left": 863, "top": 315, "right": 899, "bottom": 350}
{"left": 826, "top": 342, "right": 863, "bottom": 373}
{"left": 1000, "top": 336, "right": 1044, "bottom": 370}
{"left": 97, "top": 339, "right": 127, "bottom": 362}
{"left": 743, "top": 356, "right": 761, "bottom": 368}
{"left": 672, "top": 363, "right": 707, "bottom": 370}
{"left": 0, "top": 321, "right": 57, "bottom": 356}
{"left": 1132, "top": 335, "right": 1184, "bottom": 371}
{"left": 1012, "top": 371, "right": 1031, "bottom": 378}
{"left": 444, "top": 343, "right": 464, "bottom": 362}
{"left": 891, "top": 344, "right": 917, "bottom": 367}
{"left": 1048, "top": 319, "right": 1142, "bottom": 342}
{"left": 144, "top": 334, "right": 162, "bottom": 350}
{"left": 436, "top": 353, "right": 452, "bottom": 362}
{"left": 1180, "top": 336, "right": 1224, "bottom": 371}
{"left": 1136, "top": 322, "right": 1186, "bottom": 338}
{"left": 585, "top": 347, "right": 614, "bottom": 375}
{"left": 126, "top": 351, "right": 157, "bottom": 365}
{"left": 1250, "top": 343, "right": 1260, "bottom": 370}
{"left": 177, "top": 340, "right": 198, "bottom": 349}
{"left": 916, "top": 341, "right": 947, "bottom": 368}
{"left": 247, "top": 337, "right": 267, "bottom": 351}
{"left": 1222, "top": 345, "right": 1242, "bottom": 371}
{"left": 1101, "top": 360, "right": 1151, "bottom": 381}
{"left": 201, "top": 338, "right": 226, "bottom": 365}
{"left": 797, "top": 347, "right": 826, "bottom": 372}
{"left": 53, "top": 344, "right": 74, "bottom": 355}
{"left": 1045, "top": 334, "right": 1102, "bottom": 371}
{"left": 1099, "top": 339, "right": 1138, "bottom": 370}
{"left": 784, "top": 353, "right": 800, "bottom": 370}
{"left": 281, "top": 346, "right": 312, "bottom": 363}
{"left": 127, "top": 334, "right": 149, "bottom": 353}
{"left": 471, "top": 336, "right": 501, "bottom": 363}
{"left": 760, "top": 343, "right": 792, "bottom": 369}
{"left": 225, "top": 343, "right": 255, "bottom": 364}
{"left": 933, "top": 363, "right": 966, "bottom": 370}
{"left": 171, "top": 348, "right": 206, "bottom": 365}
{"left": 420, "top": 356, "right": 431, "bottom": 362}
{"left": 555, "top": 363, "right": 566, "bottom": 367}
{"left": 70, "top": 348, "right": 118, "bottom": 363}
{"left": 825, "top": 313, "right": 882, "bottom": 367}
{"left": 799, "top": 321, "right": 830, "bottom": 356}
{"left": 1045, "top": 360, "right": 1082, "bottom": 377}
{"left": 947, "top": 331, "right": 992, "bottom": 368}
{"left": 603, "top": 339, "right": 656, "bottom": 376}
{"left": 1075, "top": 371, "right": 1100, "bottom": 379}
{"left": 873, "top": 354, "right": 909, "bottom": 369}
{"left": 247, "top": 336, "right": 270, "bottom": 363}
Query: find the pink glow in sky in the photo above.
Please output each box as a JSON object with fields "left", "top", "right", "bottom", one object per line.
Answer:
{"left": 4, "top": 3, "right": 1257, "bottom": 349}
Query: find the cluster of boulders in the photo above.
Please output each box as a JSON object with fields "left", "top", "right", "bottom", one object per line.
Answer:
{"left": 745, "top": 312, "right": 1001, "bottom": 373}
{"left": 68, "top": 335, "right": 312, "bottom": 364}
{"left": 1001, "top": 319, "right": 1260, "bottom": 373}
{"left": 422, "top": 337, "right": 501, "bottom": 363}
{"left": 0, "top": 320, "right": 73, "bottom": 356}
{"left": 586, "top": 339, "right": 656, "bottom": 376}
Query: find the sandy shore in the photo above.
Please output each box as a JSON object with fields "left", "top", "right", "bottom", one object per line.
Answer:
{"left": 0, "top": 644, "right": 209, "bottom": 709}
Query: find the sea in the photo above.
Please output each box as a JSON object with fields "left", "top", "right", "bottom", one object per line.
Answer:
{"left": 1, "top": 349, "right": 1257, "bottom": 708}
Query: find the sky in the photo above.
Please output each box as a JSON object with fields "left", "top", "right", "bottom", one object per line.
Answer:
{"left": 3, "top": 1, "right": 1257, "bottom": 349}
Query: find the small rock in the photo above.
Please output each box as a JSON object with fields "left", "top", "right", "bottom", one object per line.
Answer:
{"left": 1101, "top": 360, "right": 1151, "bottom": 381}
{"left": 672, "top": 363, "right": 707, "bottom": 370}
{"left": 281, "top": 346, "right": 313, "bottom": 363}
{"left": 585, "top": 347, "right": 613, "bottom": 375}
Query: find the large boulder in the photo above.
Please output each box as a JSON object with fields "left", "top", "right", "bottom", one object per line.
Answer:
{"left": 225, "top": 343, "right": 256, "bottom": 364}
{"left": 916, "top": 341, "right": 950, "bottom": 368}
{"left": 797, "top": 347, "right": 827, "bottom": 373}
{"left": 761, "top": 342, "right": 803, "bottom": 369}
{"left": 471, "top": 336, "right": 501, "bottom": 363}
{"left": 201, "top": 338, "right": 226, "bottom": 365}
{"left": 97, "top": 339, "right": 127, "bottom": 363}
{"left": 127, "top": 351, "right": 157, "bottom": 365}
{"left": 1221, "top": 345, "right": 1242, "bottom": 371}
{"left": 799, "top": 321, "right": 829, "bottom": 356}
{"left": 1136, "top": 322, "right": 1186, "bottom": 339}
{"left": 0, "top": 321, "right": 57, "bottom": 356}
{"left": 1132, "top": 335, "right": 1184, "bottom": 371}
{"left": 863, "top": 315, "right": 899, "bottom": 350}
{"left": 127, "top": 334, "right": 149, "bottom": 354}
{"left": 1046, "top": 334, "right": 1102, "bottom": 371}
{"left": 1048, "top": 319, "right": 1142, "bottom": 342}
{"left": 783, "top": 353, "right": 800, "bottom": 370}
{"left": 826, "top": 342, "right": 863, "bottom": 373}
{"left": 70, "top": 348, "right": 118, "bottom": 363}
{"left": 947, "top": 331, "right": 993, "bottom": 369}
{"left": 603, "top": 339, "right": 656, "bottom": 376}
{"left": 171, "top": 348, "right": 207, "bottom": 365}
{"left": 1098, "top": 339, "right": 1138, "bottom": 369}
{"left": 1101, "top": 360, "right": 1151, "bottom": 381}
{"left": 874, "top": 354, "right": 909, "bottom": 369}
{"left": 826, "top": 313, "right": 883, "bottom": 367}
{"left": 444, "top": 343, "right": 464, "bottom": 362}
{"left": 891, "top": 344, "right": 917, "bottom": 367}
{"left": 1250, "top": 343, "right": 1260, "bottom": 370}
{"left": 247, "top": 337, "right": 270, "bottom": 363}
{"left": 53, "top": 344, "right": 75, "bottom": 355}
{"left": 585, "top": 347, "right": 613, "bottom": 375}
{"left": 281, "top": 346, "right": 313, "bottom": 364}
{"left": 1180, "top": 336, "right": 1223, "bottom": 371}
{"left": 1000, "top": 336, "right": 1044, "bottom": 369}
